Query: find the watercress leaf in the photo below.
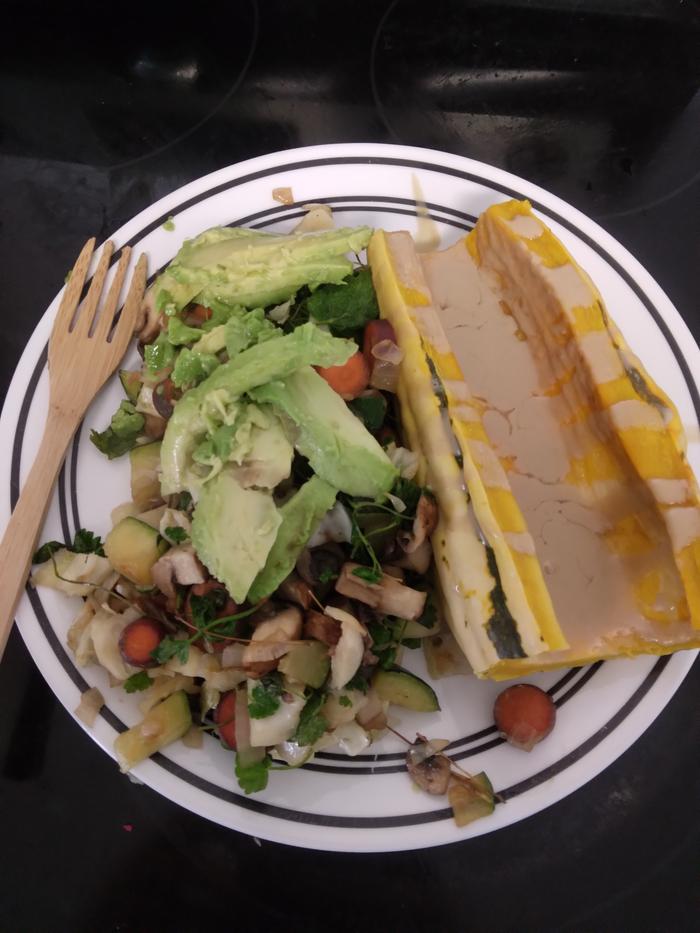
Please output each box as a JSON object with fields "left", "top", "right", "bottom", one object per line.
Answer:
{"left": 32, "top": 540, "right": 64, "bottom": 564}
{"left": 293, "top": 691, "right": 328, "bottom": 746}
{"left": 72, "top": 528, "right": 105, "bottom": 556}
{"left": 248, "top": 673, "right": 283, "bottom": 719}
{"left": 123, "top": 671, "right": 152, "bottom": 693}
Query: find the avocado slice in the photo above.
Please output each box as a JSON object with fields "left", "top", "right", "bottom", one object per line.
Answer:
{"left": 114, "top": 691, "right": 192, "bottom": 772}
{"left": 104, "top": 517, "right": 168, "bottom": 587}
{"left": 160, "top": 323, "right": 356, "bottom": 495}
{"left": 191, "top": 467, "right": 282, "bottom": 602}
{"left": 248, "top": 476, "right": 338, "bottom": 603}
{"left": 372, "top": 668, "right": 440, "bottom": 712}
{"left": 250, "top": 367, "right": 396, "bottom": 498}
{"left": 130, "top": 441, "right": 162, "bottom": 509}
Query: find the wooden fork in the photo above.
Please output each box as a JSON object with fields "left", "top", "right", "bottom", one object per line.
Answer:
{"left": 0, "top": 239, "right": 147, "bottom": 659}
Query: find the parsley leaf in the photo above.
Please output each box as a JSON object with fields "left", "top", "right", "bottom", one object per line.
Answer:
{"left": 305, "top": 267, "right": 379, "bottom": 335}
{"left": 123, "top": 671, "right": 152, "bottom": 693}
{"left": 32, "top": 540, "right": 64, "bottom": 564}
{"left": 352, "top": 565, "right": 382, "bottom": 584}
{"left": 248, "top": 673, "right": 283, "bottom": 719}
{"left": 164, "top": 526, "right": 188, "bottom": 545}
{"left": 338, "top": 695, "right": 352, "bottom": 708}
{"left": 349, "top": 394, "right": 387, "bottom": 432}
{"left": 72, "top": 529, "right": 105, "bottom": 556}
{"left": 293, "top": 692, "right": 328, "bottom": 746}
{"left": 189, "top": 589, "right": 228, "bottom": 630}
{"left": 150, "top": 636, "right": 190, "bottom": 666}
{"left": 235, "top": 754, "right": 271, "bottom": 794}
{"left": 90, "top": 400, "right": 145, "bottom": 459}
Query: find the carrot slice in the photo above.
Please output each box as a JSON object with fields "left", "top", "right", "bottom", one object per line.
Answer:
{"left": 215, "top": 691, "right": 237, "bottom": 750}
{"left": 119, "top": 617, "right": 166, "bottom": 668}
{"left": 316, "top": 351, "right": 370, "bottom": 400}
{"left": 363, "top": 319, "right": 397, "bottom": 365}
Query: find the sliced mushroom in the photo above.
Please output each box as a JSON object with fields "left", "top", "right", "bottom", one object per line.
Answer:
{"left": 399, "top": 493, "right": 438, "bottom": 553}
{"left": 324, "top": 606, "right": 367, "bottom": 690}
{"left": 394, "top": 538, "right": 433, "bottom": 575}
{"left": 151, "top": 545, "right": 206, "bottom": 601}
{"left": 406, "top": 744, "right": 452, "bottom": 795}
{"left": 276, "top": 573, "right": 314, "bottom": 610}
{"left": 136, "top": 288, "right": 165, "bottom": 344}
{"left": 242, "top": 607, "right": 302, "bottom": 675}
{"left": 303, "top": 610, "right": 341, "bottom": 646}
{"left": 335, "top": 562, "right": 428, "bottom": 620}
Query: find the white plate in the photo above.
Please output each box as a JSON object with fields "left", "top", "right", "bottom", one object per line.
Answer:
{"left": 1, "top": 143, "right": 698, "bottom": 852}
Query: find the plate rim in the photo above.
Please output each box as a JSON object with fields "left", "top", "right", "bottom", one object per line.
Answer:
{"left": 2, "top": 142, "right": 699, "bottom": 851}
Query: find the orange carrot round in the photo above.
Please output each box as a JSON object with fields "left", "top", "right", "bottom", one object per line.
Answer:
{"left": 316, "top": 351, "right": 370, "bottom": 400}
{"left": 119, "top": 617, "right": 166, "bottom": 668}
{"left": 215, "top": 691, "right": 238, "bottom": 750}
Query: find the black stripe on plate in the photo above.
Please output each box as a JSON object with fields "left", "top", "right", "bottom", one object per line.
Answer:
{"left": 11, "top": 157, "right": 698, "bottom": 829}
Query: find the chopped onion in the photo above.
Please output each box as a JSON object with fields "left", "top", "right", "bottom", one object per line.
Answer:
{"left": 371, "top": 339, "right": 403, "bottom": 365}
{"left": 370, "top": 358, "right": 400, "bottom": 392}
{"left": 272, "top": 186, "right": 294, "bottom": 205}
{"left": 75, "top": 687, "right": 104, "bottom": 727}
{"left": 385, "top": 492, "right": 407, "bottom": 513}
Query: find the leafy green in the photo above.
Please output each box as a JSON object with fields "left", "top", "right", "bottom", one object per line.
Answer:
{"left": 416, "top": 591, "right": 437, "bottom": 629}
{"left": 90, "top": 401, "right": 145, "bottom": 459}
{"left": 178, "top": 491, "right": 193, "bottom": 510}
{"left": 352, "top": 565, "right": 382, "bottom": 584}
{"left": 150, "top": 637, "right": 190, "bottom": 666}
{"left": 318, "top": 568, "right": 338, "bottom": 584}
{"left": 349, "top": 394, "right": 387, "bottom": 432}
{"left": 171, "top": 348, "right": 220, "bottom": 389}
{"left": 123, "top": 671, "right": 152, "bottom": 693}
{"left": 162, "top": 216, "right": 176, "bottom": 232}
{"left": 248, "top": 673, "right": 283, "bottom": 719}
{"left": 189, "top": 588, "right": 228, "bottom": 630}
{"left": 32, "top": 540, "right": 64, "bottom": 564}
{"left": 292, "top": 692, "right": 328, "bottom": 746}
{"left": 392, "top": 476, "right": 422, "bottom": 517}
{"left": 33, "top": 528, "right": 105, "bottom": 564}
{"left": 235, "top": 753, "right": 271, "bottom": 794}
{"left": 72, "top": 529, "right": 105, "bottom": 556}
{"left": 338, "top": 695, "right": 352, "bottom": 709}
{"left": 144, "top": 331, "right": 177, "bottom": 373}
{"left": 401, "top": 637, "right": 421, "bottom": 649}
{"left": 305, "top": 267, "right": 379, "bottom": 335}
{"left": 164, "top": 526, "right": 188, "bottom": 545}
{"left": 167, "top": 316, "right": 203, "bottom": 346}
{"left": 345, "top": 673, "right": 369, "bottom": 694}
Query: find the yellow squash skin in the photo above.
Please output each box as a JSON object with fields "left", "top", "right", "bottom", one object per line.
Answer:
{"left": 368, "top": 230, "right": 565, "bottom": 677}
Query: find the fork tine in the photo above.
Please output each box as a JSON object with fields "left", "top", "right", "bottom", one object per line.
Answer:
{"left": 93, "top": 246, "right": 132, "bottom": 343}
{"left": 74, "top": 241, "right": 114, "bottom": 337}
{"left": 110, "top": 253, "right": 148, "bottom": 356}
{"left": 52, "top": 238, "right": 95, "bottom": 335}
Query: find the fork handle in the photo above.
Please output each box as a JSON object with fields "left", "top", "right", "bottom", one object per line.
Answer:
{"left": 0, "top": 408, "right": 78, "bottom": 660}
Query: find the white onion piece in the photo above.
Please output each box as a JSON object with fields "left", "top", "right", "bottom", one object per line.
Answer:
{"left": 371, "top": 339, "right": 404, "bottom": 365}
{"left": 221, "top": 643, "right": 246, "bottom": 668}
{"left": 75, "top": 687, "right": 104, "bottom": 727}
{"left": 370, "top": 357, "right": 400, "bottom": 392}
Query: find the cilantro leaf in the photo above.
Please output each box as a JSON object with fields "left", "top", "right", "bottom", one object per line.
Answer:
{"left": 318, "top": 568, "right": 338, "bottom": 584}
{"left": 401, "top": 637, "right": 421, "bottom": 649}
{"left": 338, "top": 695, "right": 352, "bottom": 708}
{"left": 235, "top": 754, "right": 271, "bottom": 794}
{"left": 150, "top": 637, "right": 190, "bottom": 666}
{"left": 189, "top": 589, "right": 228, "bottom": 630}
{"left": 392, "top": 476, "right": 422, "bottom": 519}
{"left": 123, "top": 671, "right": 152, "bottom": 693}
{"left": 164, "top": 526, "right": 188, "bottom": 545}
{"left": 349, "top": 394, "right": 387, "bottom": 432}
{"left": 293, "top": 691, "right": 328, "bottom": 746}
{"left": 90, "top": 401, "right": 145, "bottom": 459}
{"left": 352, "top": 565, "right": 382, "bottom": 584}
{"left": 248, "top": 673, "right": 283, "bottom": 719}
{"left": 72, "top": 529, "right": 105, "bottom": 556}
{"left": 32, "top": 540, "right": 64, "bottom": 564}
{"left": 305, "top": 267, "right": 379, "bottom": 335}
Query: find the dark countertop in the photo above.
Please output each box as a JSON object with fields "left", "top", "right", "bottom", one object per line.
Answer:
{"left": 1, "top": 2, "right": 698, "bottom": 930}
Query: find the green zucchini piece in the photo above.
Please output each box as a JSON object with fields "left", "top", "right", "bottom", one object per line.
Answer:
{"left": 104, "top": 516, "right": 167, "bottom": 586}
{"left": 130, "top": 441, "right": 163, "bottom": 509}
{"left": 278, "top": 642, "right": 330, "bottom": 689}
{"left": 119, "top": 369, "right": 142, "bottom": 404}
{"left": 448, "top": 772, "right": 495, "bottom": 827}
{"left": 372, "top": 668, "right": 440, "bottom": 712}
{"left": 114, "top": 691, "right": 192, "bottom": 772}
